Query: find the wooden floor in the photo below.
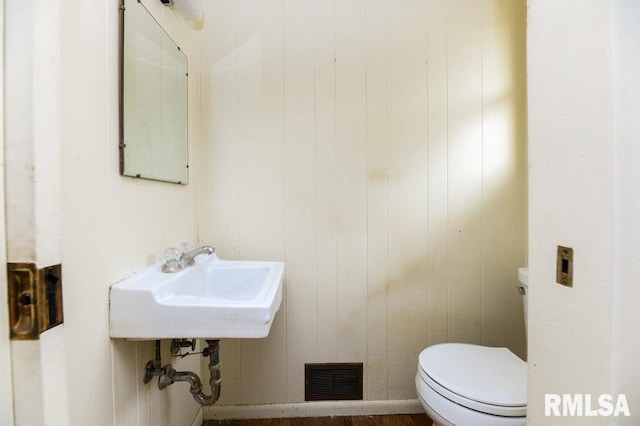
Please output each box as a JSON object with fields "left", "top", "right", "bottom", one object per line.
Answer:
{"left": 203, "top": 414, "right": 431, "bottom": 426}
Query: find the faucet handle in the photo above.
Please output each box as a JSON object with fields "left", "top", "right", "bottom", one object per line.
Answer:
{"left": 162, "top": 247, "right": 184, "bottom": 273}
{"left": 164, "top": 247, "right": 181, "bottom": 263}
{"left": 180, "top": 242, "right": 194, "bottom": 254}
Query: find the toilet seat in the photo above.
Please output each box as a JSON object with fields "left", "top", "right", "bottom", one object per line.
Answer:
{"left": 418, "top": 343, "right": 526, "bottom": 417}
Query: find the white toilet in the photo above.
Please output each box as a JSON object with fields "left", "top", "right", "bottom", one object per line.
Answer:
{"left": 415, "top": 268, "right": 529, "bottom": 426}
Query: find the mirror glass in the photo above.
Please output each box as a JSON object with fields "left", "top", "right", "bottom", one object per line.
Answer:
{"left": 120, "top": 0, "right": 189, "bottom": 184}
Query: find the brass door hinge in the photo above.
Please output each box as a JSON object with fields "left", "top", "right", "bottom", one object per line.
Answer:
{"left": 7, "top": 263, "right": 63, "bottom": 340}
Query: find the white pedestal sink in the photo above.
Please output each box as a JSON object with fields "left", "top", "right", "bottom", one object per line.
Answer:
{"left": 109, "top": 253, "right": 284, "bottom": 339}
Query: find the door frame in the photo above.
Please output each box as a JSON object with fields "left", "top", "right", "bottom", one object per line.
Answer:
{"left": 0, "top": 0, "right": 16, "bottom": 423}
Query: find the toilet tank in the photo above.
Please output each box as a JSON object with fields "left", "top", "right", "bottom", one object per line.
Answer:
{"left": 517, "top": 267, "right": 529, "bottom": 338}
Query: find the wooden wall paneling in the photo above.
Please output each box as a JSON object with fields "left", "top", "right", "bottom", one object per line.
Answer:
{"left": 197, "top": 0, "right": 527, "bottom": 405}
{"left": 135, "top": 342, "right": 152, "bottom": 423}
{"left": 425, "top": 0, "right": 449, "bottom": 347}
{"left": 110, "top": 340, "right": 137, "bottom": 426}
{"left": 201, "top": 0, "right": 242, "bottom": 405}
{"left": 284, "top": 0, "right": 319, "bottom": 402}
{"left": 334, "top": 0, "right": 369, "bottom": 364}
{"left": 201, "top": 0, "right": 239, "bottom": 261}
{"left": 365, "top": 0, "right": 389, "bottom": 402}
{"left": 480, "top": 0, "right": 527, "bottom": 358}
{"left": 314, "top": 0, "right": 339, "bottom": 365}
{"left": 236, "top": 0, "right": 287, "bottom": 404}
{"left": 386, "top": 0, "right": 429, "bottom": 400}
{"left": 446, "top": 0, "right": 484, "bottom": 345}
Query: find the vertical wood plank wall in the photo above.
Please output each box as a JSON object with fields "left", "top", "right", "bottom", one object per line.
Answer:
{"left": 201, "top": 0, "right": 526, "bottom": 404}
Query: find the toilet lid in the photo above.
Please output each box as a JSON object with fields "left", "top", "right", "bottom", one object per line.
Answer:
{"left": 419, "top": 343, "right": 526, "bottom": 411}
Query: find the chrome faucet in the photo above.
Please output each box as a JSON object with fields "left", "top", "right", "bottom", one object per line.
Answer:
{"left": 161, "top": 245, "right": 215, "bottom": 273}
{"left": 180, "top": 245, "right": 215, "bottom": 267}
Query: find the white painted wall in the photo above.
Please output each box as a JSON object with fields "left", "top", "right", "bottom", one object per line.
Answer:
{"left": 59, "top": 1, "right": 203, "bottom": 424}
{"left": 200, "top": 0, "right": 527, "bottom": 408}
{"left": 4, "top": 0, "right": 203, "bottom": 425}
{"left": 528, "top": 0, "right": 640, "bottom": 424}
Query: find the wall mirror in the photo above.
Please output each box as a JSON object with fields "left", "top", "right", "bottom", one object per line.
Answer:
{"left": 119, "top": 0, "right": 189, "bottom": 184}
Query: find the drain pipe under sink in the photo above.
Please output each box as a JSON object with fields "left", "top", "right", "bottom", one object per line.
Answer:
{"left": 144, "top": 339, "right": 222, "bottom": 405}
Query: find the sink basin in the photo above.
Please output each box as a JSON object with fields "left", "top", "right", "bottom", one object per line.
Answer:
{"left": 109, "top": 253, "right": 284, "bottom": 339}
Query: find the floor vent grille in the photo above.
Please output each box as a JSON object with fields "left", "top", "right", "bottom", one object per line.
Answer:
{"left": 305, "top": 363, "right": 363, "bottom": 401}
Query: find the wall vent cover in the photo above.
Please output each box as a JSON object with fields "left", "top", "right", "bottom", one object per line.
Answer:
{"left": 305, "top": 363, "right": 363, "bottom": 401}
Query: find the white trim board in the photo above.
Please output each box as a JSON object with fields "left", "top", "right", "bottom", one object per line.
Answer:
{"left": 203, "top": 399, "right": 424, "bottom": 420}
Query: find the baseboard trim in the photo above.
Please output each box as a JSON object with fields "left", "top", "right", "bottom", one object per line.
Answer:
{"left": 203, "top": 399, "right": 424, "bottom": 420}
